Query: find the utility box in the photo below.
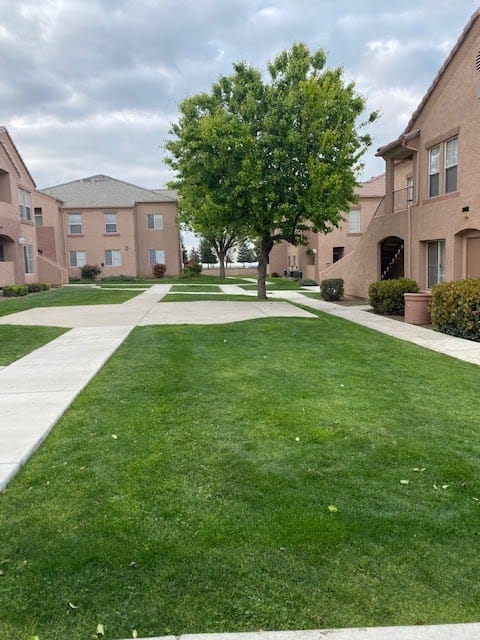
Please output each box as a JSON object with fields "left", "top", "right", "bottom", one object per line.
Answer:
{"left": 404, "top": 291, "right": 432, "bottom": 325}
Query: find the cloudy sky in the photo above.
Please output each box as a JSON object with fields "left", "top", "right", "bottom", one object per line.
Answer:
{"left": 1, "top": 0, "right": 478, "bottom": 191}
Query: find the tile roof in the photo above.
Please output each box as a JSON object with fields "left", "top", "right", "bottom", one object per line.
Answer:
{"left": 356, "top": 173, "right": 385, "bottom": 198}
{"left": 41, "top": 174, "right": 177, "bottom": 208}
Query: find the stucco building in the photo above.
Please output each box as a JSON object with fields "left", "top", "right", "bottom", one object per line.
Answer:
{"left": 41, "top": 175, "right": 182, "bottom": 280}
{"left": 0, "top": 127, "right": 67, "bottom": 288}
{"left": 268, "top": 174, "right": 385, "bottom": 282}
{"left": 322, "top": 9, "right": 480, "bottom": 297}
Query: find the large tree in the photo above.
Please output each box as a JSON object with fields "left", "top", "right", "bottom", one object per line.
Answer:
{"left": 166, "top": 43, "right": 376, "bottom": 298}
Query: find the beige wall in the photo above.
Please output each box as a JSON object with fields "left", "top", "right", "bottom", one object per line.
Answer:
{"left": 63, "top": 201, "right": 181, "bottom": 279}
{"left": 0, "top": 129, "right": 38, "bottom": 286}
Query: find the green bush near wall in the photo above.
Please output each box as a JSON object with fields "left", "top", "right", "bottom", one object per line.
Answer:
{"left": 431, "top": 278, "right": 480, "bottom": 341}
{"left": 320, "top": 278, "right": 344, "bottom": 301}
{"left": 368, "top": 278, "right": 419, "bottom": 315}
{"left": 3, "top": 285, "right": 28, "bottom": 297}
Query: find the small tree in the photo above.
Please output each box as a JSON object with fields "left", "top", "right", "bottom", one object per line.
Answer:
{"left": 200, "top": 238, "right": 217, "bottom": 269}
{"left": 236, "top": 241, "right": 256, "bottom": 267}
{"left": 166, "top": 43, "right": 377, "bottom": 299}
{"left": 181, "top": 241, "right": 188, "bottom": 264}
{"left": 189, "top": 246, "right": 201, "bottom": 264}
{"left": 80, "top": 264, "right": 101, "bottom": 281}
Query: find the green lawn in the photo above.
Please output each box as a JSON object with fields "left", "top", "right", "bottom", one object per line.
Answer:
{"left": 161, "top": 293, "right": 256, "bottom": 302}
{"left": 1, "top": 316, "right": 480, "bottom": 639}
{"left": 0, "top": 325, "right": 67, "bottom": 365}
{"left": 170, "top": 285, "right": 221, "bottom": 292}
{"left": 0, "top": 287, "right": 142, "bottom": 317}
{"left": 241, "top": 279, "right": 302, "bottom": 291}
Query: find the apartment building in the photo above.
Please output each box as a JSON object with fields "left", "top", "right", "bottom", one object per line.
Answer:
{"left": 322, "top": 9, "right": 480, "bottom": 297}
{"left": 0, "top": 127, "right": 67, "bottom": 288}
{"left": 42, "top": 175, "right": 182, "bottom": 279}
{"left": 268, "top": 174, "right": 385, "bottom": 282}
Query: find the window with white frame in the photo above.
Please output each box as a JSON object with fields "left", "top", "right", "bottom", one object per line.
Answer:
{"left": 104, "top": 212, "right": 117, "bottom": 233}
{"left": 104, "top": 249, "right": 122, "bottom": 266}
{"left": 18, "top": 188, "right": 32, "bottom": 221}
{"left": 68, "top": 213, "right": 83, "bottom": 234}
{"left": 149, "top": 249, "right": 165, "bottom": 265}
{"left": 147, "top": 213, "right": 164, "bottom": 230}
{"left": 69, "top": 250, "right": 87, "bottom": 267}
{"left": 23, "top": 244, "right": 34, "bottom": 273}
{"left": 348, "top": 210, "right": 360, "bottom": 233}
{"left": 445, "top": 137, "right": 458, "bottom": 193}
{"left": 427, "top": 240, "right": 445, "bottom": 287}
{"left": 428, "top": 145, "right": 440, "bottom": 197}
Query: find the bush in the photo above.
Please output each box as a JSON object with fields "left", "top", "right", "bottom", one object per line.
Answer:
{"left": 3, "top": 284, "right": 28, "bottom": 297}
{"left": 182, "top": 260, "right": 202, "bottom": 277}
{"left": 368, "top": 277, "right": 419, "bottom": 315}
{"left": 41, "top": 282, "right": 51, "bottom": 291}
{"left": 270, "top": 272, "right": 280, "bottom": 278}
{"left": 321, "top": 278, "right": 344, "bottom": 301}
{"left": 27, "top": 282, "right": 43, "bottom": 293}
{"left": 80, "top": 264, "right": 102, "bottom": 281}
{"left": 152, "top": 263, "right": 167, "bottom": 279}
{"left": 300, "top": 278, "right": 318, "bottom": 286}
{"left": 431, "top": 278, "right": 480, "bottom": 341}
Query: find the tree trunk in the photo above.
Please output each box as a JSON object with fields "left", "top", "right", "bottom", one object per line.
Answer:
{"left": 257, "top": 237, "right": 273, "bottom": 300}
{"left": 219, "top": 254, "right": 226, "bottom": 279}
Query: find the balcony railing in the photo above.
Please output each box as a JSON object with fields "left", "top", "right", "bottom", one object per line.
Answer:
{"left": 374, "top": 186, "right": 415, "bottom": 217}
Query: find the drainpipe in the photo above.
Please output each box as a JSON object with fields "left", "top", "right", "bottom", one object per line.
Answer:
{"left": 400, "top": 134, "right": 419, "bottom": 281}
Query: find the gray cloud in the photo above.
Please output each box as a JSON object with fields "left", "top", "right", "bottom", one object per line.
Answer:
{"left": 0, "top": 0, "right": 478, "bottom": 188}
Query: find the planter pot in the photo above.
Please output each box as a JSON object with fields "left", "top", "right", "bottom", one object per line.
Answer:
{"left": 404, "top": 291, "right": 432, "bottom": 325}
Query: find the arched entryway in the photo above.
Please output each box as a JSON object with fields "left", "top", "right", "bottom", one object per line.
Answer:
{"left": 0, "top": 234, "right": 15, "bottom": 262}
{"left": 380, "top": 236, "right": 404, "bottom": 280}
{"left": 454, "top": 228, "right": 480, "bottom": 279}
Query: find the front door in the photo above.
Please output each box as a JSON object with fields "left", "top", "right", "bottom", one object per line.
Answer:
{"left": 467, "top": 237, "right": 480, "bottom": 278}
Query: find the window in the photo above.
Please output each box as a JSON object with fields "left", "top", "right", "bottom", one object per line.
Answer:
{"left": 69, "top": 251, "right": 86, "bottom": 267}
{"left": 23, "top": 244, "right": 34, "bottom": 273}
{"left": 407, "top": 177, "right": 414, "bottom": 204}
{"left": 149, "top": 249, "right": 165, "bottom": 265}
{"left": 445, "top": 137, "right": 458, "bottom": 193}
{"left": 348, "top": 210, "right": 360, "bottom": 233}
{"left": 34, "top": 207, "right": 43, "bottom": 228}
{"left": 104, "top": 212, "right": 117, "bottom": 233}
{"left": 147, "top": 214, "right": 164, "bottom": 230}
{"left": 428, "top": 145, "right": 440, "bottom": 197}
{"left": 427, "top": 240, "right": 445, "bottom": 287}
{"left": 69, "top": 213, "right": 83, "bottom": 234}
{"left": 18, "top": 188, "right": 32, "bottom": 220}
{"left": 0, "top": 244, "right": 4, "bottom": 261}
{"left": 105, "top": 249, "right": 122, "bottom": 266}
{"left": 333, "top": 247, "right": 344, "bottom": 263}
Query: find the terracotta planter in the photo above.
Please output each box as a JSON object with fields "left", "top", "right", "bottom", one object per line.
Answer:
{"left": 404, "top": 291, "right": 432, "bottom": 325}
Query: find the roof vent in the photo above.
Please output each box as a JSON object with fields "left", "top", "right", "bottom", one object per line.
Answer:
{"left": 476, "top": 50, "right": 480, "bottom": 72}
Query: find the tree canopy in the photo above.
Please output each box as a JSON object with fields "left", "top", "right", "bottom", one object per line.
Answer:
{"left": 166, "top": 43, "right": 377, "bottom": 298}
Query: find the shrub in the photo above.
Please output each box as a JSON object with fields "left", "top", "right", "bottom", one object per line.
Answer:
{"left": 300, "top": 278, "right": 318, "bottom": 286}
{"left": 27, "top": 282, "right": 43, "bottom": 293}
{"left": 368, "top": 277, "right": 419, "bottom": 315}
{"left": 3, "top": 284, "right": 28, "bottom": 297}
{"left": 321, "top": 278, "right": 344, "bottom": 301}
{"left": 80, "top": 264, "right": 102, "bottom": 281}
{"left": 182, "top": 260, "right": 202, "bottom": 277}
{"left": 431, "top": 278, "right": 480, "bottom": 341}
{"left": 152, "top": 263, "right": 167, "bottom": 279}
{"left": 41, "top": 282, "right": 51, "bottom": 290}
{"left": 270, "top": 272, "right": 280, "bottom": 278}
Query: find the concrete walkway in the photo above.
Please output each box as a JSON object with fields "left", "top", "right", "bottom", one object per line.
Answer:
{"left": 2, "top": 285, "right": 480, "bottom": 640}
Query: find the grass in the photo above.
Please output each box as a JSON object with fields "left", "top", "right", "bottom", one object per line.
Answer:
{"left": 74, "top": 275, "right": 252, "bottom": 285}
{"left": 170, "top": 285, "right": 221, "bottom": 292}
{"left": 161, "top": 293, "right": 257, "bottom": 302}
{"left": 241, "top": 279, "right": 302, "bottom": 291}
{"left": 0, "top": 287, "right": 142, "bottom": 317}
{"left": 1, "top": 315, "right": 480, "bottom": 639}
{"left": 0, "top": 325, "right": 67, "bottom": 365}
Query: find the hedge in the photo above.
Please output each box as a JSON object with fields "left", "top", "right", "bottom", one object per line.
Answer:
{"left": 320, "top": 278, "right": 344, "bottom": 301}
{"left": 368, "top": 278, "right": 419, "bottom": 315}
{"left": 431, "top": 278, "right": 480, "bottom": 341}
{"left": 3, "top": 284, "right": 28, "bottom": 297}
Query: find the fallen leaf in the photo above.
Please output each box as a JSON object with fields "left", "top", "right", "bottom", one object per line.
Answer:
{"left": 327, "top": 504, "right": 338, "bottom": 513}
{"left": 69, "top": 602, "right": 78, "bottom": 609}
{"left": 132, "top": 631, "right": 138, "bottom": 639}
{"left": 96, "top": 623, "right": 105, "bottom": 636}
{"left": 442, "top": 484, "right": 450, "bottom": 490}
{"left": 295, "top": 437, "right": 300, "bottom": 442}
{"left": 400, "top": 480, "right": 409, "bottom": 485}
{"left": 111, "top": 434, "right": 118, "bottom": 440}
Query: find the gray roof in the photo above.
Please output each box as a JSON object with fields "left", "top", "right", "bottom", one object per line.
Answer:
{"left": 41, "top": 174, "right": 177, "bottom": 208}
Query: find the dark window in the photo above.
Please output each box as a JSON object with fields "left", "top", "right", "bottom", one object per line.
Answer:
{"left": 333, "top": 247, "right": 344, "bottom": 263}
